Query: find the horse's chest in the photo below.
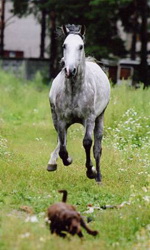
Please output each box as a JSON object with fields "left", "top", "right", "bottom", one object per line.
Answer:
{"left": 56, "top": 93, "right": 91, "bottom": 121}
{"left": 62, "top": 98, "right": 82, "bottom": 116}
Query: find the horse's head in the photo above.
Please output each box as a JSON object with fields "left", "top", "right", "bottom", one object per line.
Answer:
{"left": 62, "top": 25, "right": 85, "bottom": 79}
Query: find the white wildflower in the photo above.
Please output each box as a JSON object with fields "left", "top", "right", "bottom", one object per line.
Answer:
{"left": 143, "top": 196, "right": 150, "bottom": 203}
{"left": 25, "top": 215, "right": 39, "bottom": 223}
{"left": 20, "top": 232, "right": 30, "bottom": 238}
{"left": 142, "top": 187, "right": 148, "bottom": 193}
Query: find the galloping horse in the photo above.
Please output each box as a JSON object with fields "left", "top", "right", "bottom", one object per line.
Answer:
{"left": 47, "top": 24, "right": 110, "bottom": 183}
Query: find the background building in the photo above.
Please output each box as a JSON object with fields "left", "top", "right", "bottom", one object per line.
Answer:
{"left": 1, "top": 0, "right": 50, "bottom": 58}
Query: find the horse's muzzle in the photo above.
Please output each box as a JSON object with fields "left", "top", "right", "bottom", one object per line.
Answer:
{"left": 64, "top": 67, "right": 77, "bottom": 78}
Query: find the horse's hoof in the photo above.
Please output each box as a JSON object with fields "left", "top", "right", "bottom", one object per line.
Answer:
{"left": 86, "top": 167, "right": 97, "bottom": 179}
{"left": 96, "top": 180, "right": 102, "bottom": 185}
{"left": 95, "top": 175, "right": 102, "bottom": 184}
{"left": 47, "top": 164, "right": 57, "bottom": 171}
{"left": 63, "top": 157, "right": 72, "bottom": 166}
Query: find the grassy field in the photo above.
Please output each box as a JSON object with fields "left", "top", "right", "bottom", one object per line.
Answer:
{"left": 0, "top": 70, "right": 150, "bottom": 250}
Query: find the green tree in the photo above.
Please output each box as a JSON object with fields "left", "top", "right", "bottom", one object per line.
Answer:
{"left": 50, "top": 0, "right": 126, "bottom": 59}
{"left": 11, "top": 0, "right": 150, "bottom": 86}
{"left": 118, "top": 0, "right": 150, "bottom": 87}
{"left": 118, "top": 0, "right": 139, "bottom": 60}
{"left": 87, "top": 0, "right": 126, "bottom": 58}
{"left": 93, "top": 0, "right": 150, "bottom": 87}
{"left": 11, "top": 0, "right": 125, "bottom": 76}
{"left": 139, "top": 0, "right": 149, "bottom": 88}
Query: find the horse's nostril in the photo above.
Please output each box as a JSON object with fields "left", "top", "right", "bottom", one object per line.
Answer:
{"left": 73, "top": 68, "right": 76, "bottom": 75}
{"left": 64, "top": 67, "right": 70, "bottom": 78}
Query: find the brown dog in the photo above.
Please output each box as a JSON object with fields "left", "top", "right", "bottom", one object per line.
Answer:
{"left": 47, "top": 190, "right": 98, "bottom": 238}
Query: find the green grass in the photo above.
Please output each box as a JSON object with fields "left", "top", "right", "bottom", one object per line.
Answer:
{"left": 0, "top": 71, "right": 150, "bottom": 250}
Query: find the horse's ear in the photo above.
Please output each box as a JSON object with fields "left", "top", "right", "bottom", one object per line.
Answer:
{"left": 62, "top": 25, "right": 69, "bottom": 36}
{"left": 80, "top": 25, "right": 86, "bottom": 37}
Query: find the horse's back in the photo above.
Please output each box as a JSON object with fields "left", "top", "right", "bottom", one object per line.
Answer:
{"left": 85, "top": 61, "right": 110, "bottom": 91}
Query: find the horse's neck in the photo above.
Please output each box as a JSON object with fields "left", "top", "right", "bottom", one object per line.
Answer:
{"left": 64, "top": 60, "right": 85, "bottom": 95}
{"left": 65, "top": 73, "right": 84, "bottom": 96}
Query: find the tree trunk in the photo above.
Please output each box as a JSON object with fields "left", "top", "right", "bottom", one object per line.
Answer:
{"left": 49, "top": 10, "right": 57, "bottom": 79}
{"left": 139, "top": 0, "right": 149, "bottom": 88}
{"left": 131, "top": 30, "right": 137, "bottom": 60}
{"left": 40, "top": 8, "right": 46, "bottom": 58}
{"left": 130, "top": 0, "right": 138, "bottom": 60}
{"left": 0, "top": 0, "right": 5, "bottom": 57}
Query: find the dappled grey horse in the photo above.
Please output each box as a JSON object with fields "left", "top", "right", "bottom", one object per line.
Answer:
{"left": 47, "top": 24, "right": 110, "bottom": 183}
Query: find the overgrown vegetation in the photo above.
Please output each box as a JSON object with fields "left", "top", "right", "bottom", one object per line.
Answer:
{"left": 0, "top": 71, "right": 150, "bottom": 249}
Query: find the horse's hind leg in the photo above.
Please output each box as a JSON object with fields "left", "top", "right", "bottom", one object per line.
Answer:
{"left": 93, "top": 113, "right": 104, "bottom": 183}
{"left": 83, "top": 120, "right": 97, "bottom": 179}
{"left": 47, "top": 139, "right": 60, "bottom": 171}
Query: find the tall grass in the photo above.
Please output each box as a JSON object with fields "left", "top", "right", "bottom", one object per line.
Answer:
{"left": 0, "top": 71, "right": 150, "bottom": 250}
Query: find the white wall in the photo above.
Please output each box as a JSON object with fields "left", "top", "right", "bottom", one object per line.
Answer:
{"left": 4, "top": 1, "right": 47, "bottom": 58}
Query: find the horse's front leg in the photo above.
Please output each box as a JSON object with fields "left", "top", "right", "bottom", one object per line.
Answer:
{"left": 83, "top": 119, "right": 97, "bottom": 179}
{"left": 47, "top": 139, "right": 60, "bottom": 171}
{"left": 58, "top": 122, "right": 72, "bottom": 166}
{"left": 47, "top": 103, "right": 60, "bottom": 171}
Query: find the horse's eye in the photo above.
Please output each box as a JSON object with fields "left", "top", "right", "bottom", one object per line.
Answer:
{"left": 79, "top": 45, "right": 83, "bottom": 50}
{"left": 63, "top": 44, "right": 66, "bottom": 49}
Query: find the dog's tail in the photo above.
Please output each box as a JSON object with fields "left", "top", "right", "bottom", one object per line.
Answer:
{"left": 58, "top": 190, "right": 68, "bottom": 202}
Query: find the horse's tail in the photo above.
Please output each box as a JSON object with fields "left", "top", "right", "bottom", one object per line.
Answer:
{"left": 58, "top": 190, "right": 68, "bottom": 203}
